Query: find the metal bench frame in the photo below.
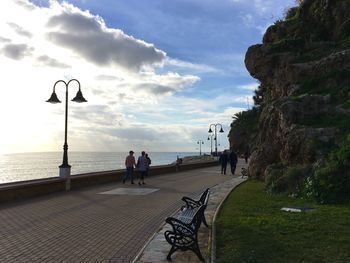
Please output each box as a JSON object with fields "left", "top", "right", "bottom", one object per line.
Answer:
{"left": 164, "top": 205, "right": 205, "bottom": 261}
{"left": 181, "top": 188, "right": 210, "bottom": 227}
{"left": 164, "top": 188, "right": 210, "bottom": 261}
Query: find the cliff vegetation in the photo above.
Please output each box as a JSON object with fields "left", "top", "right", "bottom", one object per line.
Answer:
{"left": 229, "top": 0, "right": 350, "bottom": 203}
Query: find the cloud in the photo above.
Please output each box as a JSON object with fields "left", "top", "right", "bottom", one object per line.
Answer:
{"left": 2, "top": 43, "right": 33, "bottom": 60}
{"left": 133, "top": 72, "right": 199, "bottom": 95}
{"left": 106, "top": 126, "right": 165, "bottom": 141}
{"left": 70, "top": 105, "right": 123, "bottom": 126}
{"left": 36, "top": 55, "right": 70, "bottom": 68}
{"left": 13, "top": 0, "right": 35, "bottom": 10}
{"left": 46, "top": 5, "right": 166, "bottom": 71}
{"left": 241, "top": 14, "right": 255, "bottom": 28}
{"left": 238, "top": 82, "right": 259, "bottom": 91}
{"left": 94, "top": 75, "right": 121, "bottom": 81}
{"left": 165, "top": 58, "right": 219, "bottom": 74}
{"left": 1, "top": 0, "right": 248, "bottom": 153}
{"left": 7, "top": 22, "right": 32, "bottom": 38}
{"left": 0, "top": 36, "right": 11, "bottom": 43}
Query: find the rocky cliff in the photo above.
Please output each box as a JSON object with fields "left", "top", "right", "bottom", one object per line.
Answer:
{"left": 234, "top": 0, "right": 350, "bottom": 202}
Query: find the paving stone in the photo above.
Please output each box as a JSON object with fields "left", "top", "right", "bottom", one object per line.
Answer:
{"left": 0, "top": 159, "right": 247, "bottom": 262}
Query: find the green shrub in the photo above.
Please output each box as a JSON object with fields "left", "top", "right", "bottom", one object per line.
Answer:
{"left": 305, "top": 133, "right": 350, "bottom": 203}
{"left": 343, "top": 100, "right": 350, "bottom": 109}
{"left": 265, "top": 163, "right": 285, "bottom": 193}
{"left": 266, "top": 164, "right": 311, "bottom": 195}
{"left": 284, "top": 165, "right": 311, "bottom": 194}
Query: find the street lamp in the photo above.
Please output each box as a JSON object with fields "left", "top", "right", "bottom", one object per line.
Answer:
{"left": 208, "top": 123, "right": 224, "bottom": 157}
{"left": 197, "top": 140, "right": 204, "bottom": 156}
{"left": 207, "top": 134, "right": 215, "bottom": 155}
{"left": 46, "top": 79, "right": 87, "bottom": 184}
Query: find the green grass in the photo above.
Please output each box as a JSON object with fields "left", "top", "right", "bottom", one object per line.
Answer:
{"left": 215, "top": 180, "right": 350, "bottom": 263}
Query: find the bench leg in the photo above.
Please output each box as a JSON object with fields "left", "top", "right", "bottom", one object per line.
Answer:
{"left": 202, "top": 215, "right": 209, "bottom": 227}
{"left": 166, "top": 246, "right": 177, "bottom": 261}
{"left": 191, "top": 242, "right": 205, "bottom": 261}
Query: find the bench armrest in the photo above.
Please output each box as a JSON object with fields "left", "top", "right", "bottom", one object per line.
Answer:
{"left": 165, "top": 217, "right": 195, "bottom": 236}
{"left": 181, "top": 196, "right": 201, "bottom": 210}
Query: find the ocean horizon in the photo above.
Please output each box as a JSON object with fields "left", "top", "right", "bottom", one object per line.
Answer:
{"left": 0, "top": 151, "right": 203, "bottom": 184}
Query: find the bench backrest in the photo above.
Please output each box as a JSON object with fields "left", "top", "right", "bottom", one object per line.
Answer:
{"left": 199, "top": 188, "right": 210, "bottom": 207}
{"left": 190, "top": 205, "right": 206, "bottom": 231}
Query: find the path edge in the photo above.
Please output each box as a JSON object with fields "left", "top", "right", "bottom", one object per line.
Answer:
{"left": 210, "top": 179, "right": 247, "bottom": 263}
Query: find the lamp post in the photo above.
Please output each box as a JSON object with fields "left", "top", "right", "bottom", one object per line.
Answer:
{"left": 208, "top": 123, "right": 224, "bottom": 157}
{"left": 46, "top": 79, "right": 87, "bottom": 187}
{"left": 207, "top": 134, "right": 215, "bottom": 155}
{"left": 197, "top": 140, "right": 204, "bottom": 156}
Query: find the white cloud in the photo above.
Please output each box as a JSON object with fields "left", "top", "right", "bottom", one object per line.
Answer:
{"left": 165, "top": 58, "right": 220, "bottom": 74}
{"left": 241, "top": 13, "right": 255, "bottom": 28}
{"left": 45, "top": 3, "right": 166, "bottom": 71}
{"left": 0, "top": 0, "right": 212, "bottom": 154}
{"left": 238, "top": 82, "right": 259, "bottom": 91}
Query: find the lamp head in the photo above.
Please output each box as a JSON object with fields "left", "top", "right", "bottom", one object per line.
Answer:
{"left": 46, "top": 92, "right": 61, "bottom": 104}
{"left": 219, "top": 127, "right": 224, "bottom": 133}
{"left": 208, "top": 128, "right": 213, "bottom": 133}
{"left": 71, "top": 89, "right": 87, "bottom": 103}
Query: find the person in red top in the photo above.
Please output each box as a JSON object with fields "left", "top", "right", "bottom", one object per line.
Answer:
{"left": 123, "top": 150, "right": 136, "bottom": 184}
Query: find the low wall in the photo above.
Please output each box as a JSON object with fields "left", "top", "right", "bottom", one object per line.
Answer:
{"left": 0, "top": 160, "right": 218, "bottom": 203}
{"left": 0, "top": 178, "right": 66, "bottom": 203}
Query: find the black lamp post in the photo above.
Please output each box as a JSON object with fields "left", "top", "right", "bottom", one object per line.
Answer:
{"left": 46, "top": 79, "right": 87, "bottom": 183}
{"left": 207, "top": 134, "right": 215, "bottom": 155}
{"left": 208, "top": 123, "right": 224, "bottom": 157}
{"left": 197, "top": 140, "right": 204, "bottom": 156}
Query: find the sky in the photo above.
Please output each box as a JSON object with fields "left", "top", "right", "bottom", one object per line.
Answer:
{"left": 0, "top": 0, "right": 296, "bottom": 154}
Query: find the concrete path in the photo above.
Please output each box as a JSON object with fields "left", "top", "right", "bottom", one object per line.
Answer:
{"left": 0, "top": 159, "right": 247, "bottom": 262}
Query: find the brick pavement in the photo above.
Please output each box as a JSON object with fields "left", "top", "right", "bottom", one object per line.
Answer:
{"left": 137, "top": 159, "right": 248, "bottom": 263}
{"left": 0, "top": 162, "right": 243, "bottom": 262}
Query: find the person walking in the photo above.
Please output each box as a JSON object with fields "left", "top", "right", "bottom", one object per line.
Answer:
{"left": 136, "top": 151, "right": 148, "bottom": 185}
{"left": 145, "top": 153, "right": 151, "bottom": 176}
{"left": 244, "top": 146, "right": 250, "bottom": 164}
{"left": 219, "top": 150, "right": 228, "bottom": 174}
{"left": 229, "top": 150, "right": 238, "bottom": 175}
{"left": 123, "top": 150, "right": 136, "bottom": 184}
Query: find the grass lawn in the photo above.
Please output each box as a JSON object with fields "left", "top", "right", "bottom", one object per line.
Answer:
{"left": 215, "top": 180, "right": 350, "bottom": 263}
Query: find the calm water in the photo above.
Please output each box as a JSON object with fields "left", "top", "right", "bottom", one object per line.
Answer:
{"left": 0, "top": 152, "right": 198, "bottom": 184}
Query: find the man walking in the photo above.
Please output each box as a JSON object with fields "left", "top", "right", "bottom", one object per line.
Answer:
{"left": 219, "top": 150, "right": 228, "bottom": 175}
{"left": 123, "top": 150, "right": 136, "bottom": 184}
{"left": 136, "top": 151, "right": 148, "bottom": 185}
{"left": 229, "top": 150, "right": 238, "bottom": 175}
{"left": 145, "top": 153, "right": 151, "bottom": 177}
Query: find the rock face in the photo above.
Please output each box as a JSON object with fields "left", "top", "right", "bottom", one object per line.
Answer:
{"left": 243, "top": 0, "right": 350, "bottom": 179}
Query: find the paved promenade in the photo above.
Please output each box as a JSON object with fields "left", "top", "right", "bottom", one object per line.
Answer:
{"left": 0, "top": 159, "right": 247, "bottom": 262}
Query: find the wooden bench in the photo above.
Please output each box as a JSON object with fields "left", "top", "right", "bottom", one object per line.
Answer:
{"left": 164, "top": 188, "right": 210, "bottom": 261}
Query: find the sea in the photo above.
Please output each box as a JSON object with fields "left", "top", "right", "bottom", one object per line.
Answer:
{"left": 0, "top": 152, "right": 199, "bottom": 184}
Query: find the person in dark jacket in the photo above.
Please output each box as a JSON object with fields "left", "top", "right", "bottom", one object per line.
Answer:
{"left": 136, "top": 151, "right": 148, "bottom": 185}
{"left": 219, "top": 150, "right": 228, "bottom": 175}
{"left": 145, "top": 153, "right": 151, "bottom": 176}
{"left": 229, "top": 150, "right": 238, "bottom": 175}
